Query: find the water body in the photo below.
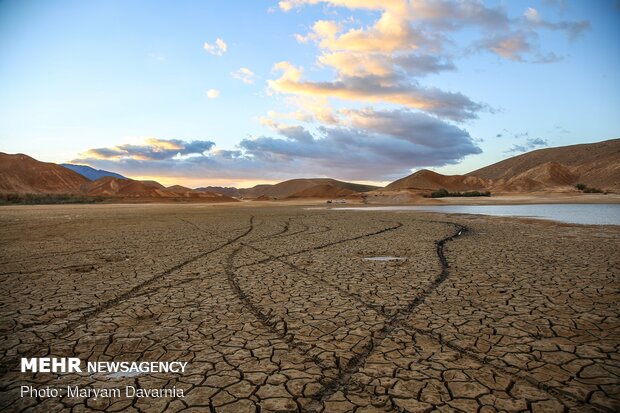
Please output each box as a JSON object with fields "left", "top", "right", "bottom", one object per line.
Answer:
{"left": 336, "top": 204, "right": 620, "bottom": 226}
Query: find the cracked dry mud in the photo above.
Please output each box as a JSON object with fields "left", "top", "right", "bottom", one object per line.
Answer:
{"left": 0, "top": 205, "right": 618, "bottom": 413}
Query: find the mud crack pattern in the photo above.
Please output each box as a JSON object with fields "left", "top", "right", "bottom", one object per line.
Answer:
{"left": 0, "top": 205, "right": 618, "bottom": 412}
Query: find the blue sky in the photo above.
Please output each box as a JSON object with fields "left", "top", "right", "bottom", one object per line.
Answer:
{"left": 0, "top": 0, "right": 618, "bottom": 187}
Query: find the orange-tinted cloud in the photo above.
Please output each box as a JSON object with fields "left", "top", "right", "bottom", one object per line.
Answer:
{"left": 268, "top": 62, "right": 482, "bottom": 121}
{"left": 82, "top": 138, "right": 215, "bottom": 161}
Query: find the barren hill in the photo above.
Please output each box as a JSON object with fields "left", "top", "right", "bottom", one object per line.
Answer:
{"left": 242, "top": 178, "right": 378, "bottom": 199}
{"left": 81, "top": 177, "right": 175, "bottom": 197}
{"left": 167, "top": 185, "right": 237, "bottom": 201}
{"left": 470, "top": 139, "right": 620, "bottom": 190}
{"left": 80, "top": 177, "right": 237, "bottom": 201}
{"left": 386, "top": 139, "right": 620, "bottom": 193}
{"left": 491, "top": 162, "right": 578, "bottom": 192}
{"left": 196, "top": 186, "right": 242, "bottom": 198}
{"left": 287, "top": 184, "right": 356, "bottom": 199}
{"left": 0, "top": 153, "right": 237, "bottom": 202}
{"left": 386, "top": 169, "right": 488, "bottom": 191}
{"left": 167, "top": 185, "right": 194, "bottom": 194}
{"left": 0, "top": 152, "right": 90, "bottom": 194}
{"left": 140, "top": 180, "right": 166, "bottom": 189}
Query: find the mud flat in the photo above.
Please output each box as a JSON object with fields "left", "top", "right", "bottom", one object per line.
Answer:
{"left": 0, "top": 204, "right": 618, "bottom": 412}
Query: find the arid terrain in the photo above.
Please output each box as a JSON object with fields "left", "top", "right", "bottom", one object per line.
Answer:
{"left": 0, "top": 204, "right": 618, "bottom": 412}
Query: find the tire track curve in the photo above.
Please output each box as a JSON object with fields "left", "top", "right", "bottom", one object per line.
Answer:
{"left": 306, "top": 222, "right": 467, "bottom": 406}
{"left": 247, "top": 219, "right": 601, "bottom": 413}
{"left": 222, "top": 219, "right": 405, "bottom": 377}
{"left": 0, "top": 216, "right": 257, "bottom": 377}
{"left": 224, "top": 245, "right": 334, "bottom": 373}
{"left": 235, "top": 220, "right": 403, "bottom": 270}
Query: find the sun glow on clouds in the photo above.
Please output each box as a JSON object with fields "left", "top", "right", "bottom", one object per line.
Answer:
{"left": 76, "top": 0, "right": 590, "bottom": 185}
{"left": 129, "top": 175, "right": 280, "bottom": 190}
{"left": 206, "top": 89, "right": 220, "bottom": 99}
{"left": 82, "top": 138, "right": 214, "bottom": 161}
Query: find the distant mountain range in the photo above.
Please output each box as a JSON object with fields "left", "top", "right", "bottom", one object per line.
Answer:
{"left": 386, "top": 139, "right": 619, "bottom": 193}
{"left": 0, "top": 152, "right": 236, "bottom": 202}
{"left": 79, "top": 177, "right": 234, "bottom": 201}
{"left": 195, "top": 186, "right": 243, "bottom": 198}
{"left": 61, "top": 164, "right": 127, "bottom": 180}
{"left": 1, "top": 138, "right": 618, "bottom": 201}
{"left": 197, "top": 179, "right": 377, "bottom": 199}
{"left": 238, "top": 178, "right": 378, "bottom": 199}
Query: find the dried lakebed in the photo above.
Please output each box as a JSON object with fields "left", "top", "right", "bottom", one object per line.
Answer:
{"left": 0, "top": 204, "right": 618, "bottom": 412}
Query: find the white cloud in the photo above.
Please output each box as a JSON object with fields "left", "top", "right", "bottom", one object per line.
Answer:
{"left": 206, "top": 89, "right": 220, "bottom": 99}
{"left": 524, "top": 7, "right": 542, "bottom": 23}
{"left": 231, "top": 67, "right": 256, "bottom": 84}
{"left": 203, "top": 38, "right": 228, "bottom": 56}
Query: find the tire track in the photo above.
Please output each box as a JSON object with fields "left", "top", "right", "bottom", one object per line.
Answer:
{"left": 242, "top": 242, "right": 383, "bottom": 319}
{"left": 395, "top": 322, "right": 604, "bottom": 413}
{"left": 212, "top": 215, "right": 333, "bottom": 369}
{"left": 0, "top": 216, "right": 257, "bottom": 377}
{"left": 235, "top": 220, "right": 403, "bottom": 270}
{"left": 246, "top": 220, "right": 600, "bottom": 413}
{"left": 59, "top": 216, "right": 255, "bottom": 331}
{"left": 181, "top": 214, "right": 312, "bottom": 243}
{"left": 0, "top": 215, "right": 314, "bottom": 350}
{"left": 219, "top": 220, "right": 404, "bottom": 397}
{"left": 221, "top": 219, "right": 405, "bottom": 378}
{"left": 183, "top": 214, "right": 332, "bottom": 370}
{"left": 307, "top": 224, "right": 330, "bottom": 235}
{"left": 269, "top": 215, "right": 309, "bottom": 239}
{"left": 289, "top": 222, "right": 467, "bottom": 406}
{"left": 224, "top": 246, "right": 334, "bottom": 373}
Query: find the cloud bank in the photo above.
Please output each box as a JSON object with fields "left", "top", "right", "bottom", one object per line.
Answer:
{"left": 74, "top": 109, "right": 481, "bottom": 180}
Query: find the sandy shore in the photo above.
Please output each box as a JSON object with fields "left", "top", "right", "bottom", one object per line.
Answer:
{"left": 0, "top": 205, "right": 618, "bottom": 412}
{"left": 358, "top": 192, "right": 620, "bottom": 206}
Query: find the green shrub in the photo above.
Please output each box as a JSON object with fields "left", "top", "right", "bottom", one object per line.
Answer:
{"left": 430, "top": 189, "right": 491, "bottom": 198}
{"left": 575, "top": 183, "right": 603, "bottom": 193}
{"left": 431, "top": 188, "right": 450, "bottom": 198}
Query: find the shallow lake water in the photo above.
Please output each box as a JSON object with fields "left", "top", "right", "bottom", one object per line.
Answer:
{"left": 335, "top": 204, "right": 620, "bottom": 226}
